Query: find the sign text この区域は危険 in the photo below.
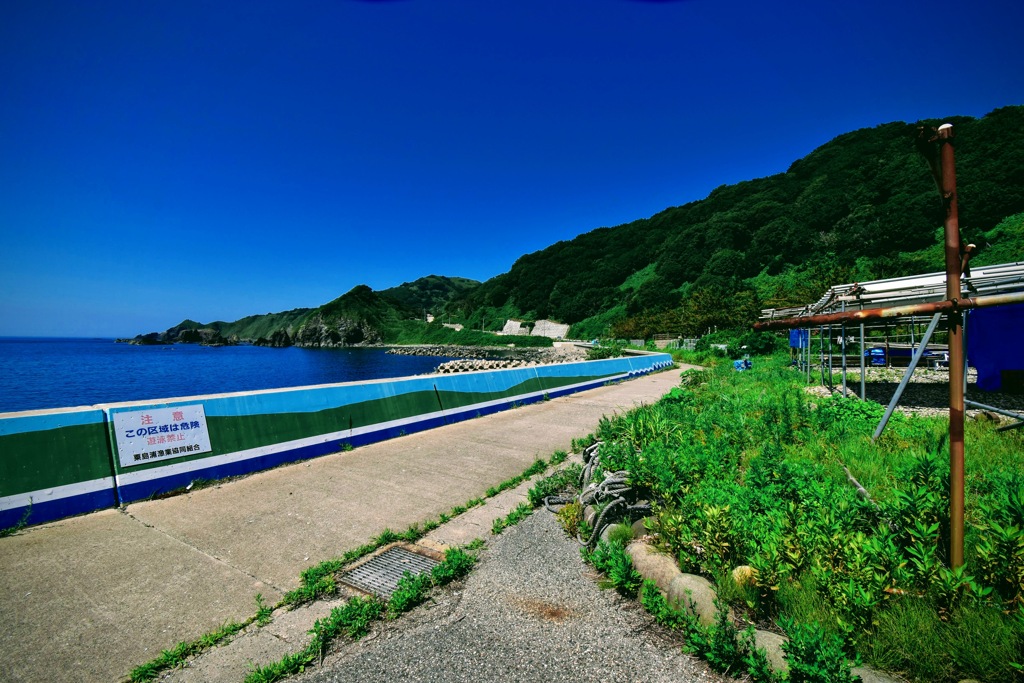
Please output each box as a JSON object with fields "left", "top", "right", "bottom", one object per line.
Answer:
{"left": 112, "top": 404, "right": 212, "bottom": 468}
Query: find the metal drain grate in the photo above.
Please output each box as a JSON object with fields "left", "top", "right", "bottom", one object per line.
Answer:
{"left": 339, "top": 546, "right": 439, "bottom": 598}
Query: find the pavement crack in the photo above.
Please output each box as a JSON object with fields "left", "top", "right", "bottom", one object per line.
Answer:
{"left": 120, "top": 507, "right": 288, "bottom": 594}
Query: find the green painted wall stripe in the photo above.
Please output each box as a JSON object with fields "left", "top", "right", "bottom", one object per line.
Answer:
{"left": 108, "top": 372, "right": 615, "bottom": 474}
{"left": 0, "top": 422, "right": 113, "bottom": 497}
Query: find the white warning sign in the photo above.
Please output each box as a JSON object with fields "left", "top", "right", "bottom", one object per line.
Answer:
{"left": 113, "top": 404, "right": 212, "bottom": 468}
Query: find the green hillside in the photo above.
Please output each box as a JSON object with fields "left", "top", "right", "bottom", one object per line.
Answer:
{"left": 445, "top": 105, "right": 1024, "bottom": 338}
{"left": 151, "top": 275, "right": 491, "bottom": 347}
{"left": 147, "top": 105, "right": 1024, "bottom": 346}
{"left": 379, "top": 275, "right": 480, "bottom": 314}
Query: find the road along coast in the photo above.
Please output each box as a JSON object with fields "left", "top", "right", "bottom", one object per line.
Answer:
{"left": 0, "top": 366, "right": 687, "bottom": 683}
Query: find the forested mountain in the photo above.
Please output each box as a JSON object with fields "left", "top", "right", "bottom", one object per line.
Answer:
{"left": 143, "top": 106, "right": 1023, "bottom": 345}
{"left": 446, "top": 105, "right": 1024, "bottom": 338}
{"left": 379, "top": 275, "right": 480, "bottom": 314}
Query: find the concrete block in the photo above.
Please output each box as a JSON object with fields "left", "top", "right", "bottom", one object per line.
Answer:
{"left": 625, "top": 541, "right": 681, "bottom": 592}
{"left": 666, "top": 573, "right": 719, "bottom": 626}
{"left": 752, "top": 629, "right": 788, "bottom": 674}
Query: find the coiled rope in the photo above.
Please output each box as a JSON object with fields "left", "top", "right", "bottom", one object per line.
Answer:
{"left": 544, "top": 441, "right": 650, "bottom": 547}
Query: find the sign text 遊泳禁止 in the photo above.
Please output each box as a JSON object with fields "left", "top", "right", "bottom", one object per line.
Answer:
{"left": 113, "top": 404, "right": 212, "bottom": 467}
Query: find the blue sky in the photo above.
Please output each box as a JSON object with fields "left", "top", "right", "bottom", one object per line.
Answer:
{"left": 2, "top": 0, "right": 1022, "bottom": 337}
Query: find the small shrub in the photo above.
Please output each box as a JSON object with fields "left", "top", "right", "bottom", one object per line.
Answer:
{"left": 388, "top": 571, "right": 432, "bottom": 617}
{"left": 585, "top": 540, "right": 643, "bottom": 598}
{"left": 686, "top": 599, "right": 746, "bottom": 675}
{"left": 781, "top": 617, "right": 859, "bottom": 683}
{"left": 556, "top": 501, "right": 583, "bottom": 536}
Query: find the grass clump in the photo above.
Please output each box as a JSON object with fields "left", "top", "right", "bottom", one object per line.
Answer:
{"left": 527, "top": 463, "right": 582, "bottom": 508}
{"left": 491, "top": 502, "right": 533, "bottom": 534}
{"left": 130, "top": 621, "right": 246, "bottom": 682}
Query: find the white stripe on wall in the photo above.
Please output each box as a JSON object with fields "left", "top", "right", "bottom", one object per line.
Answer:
{"left": 115, "top": 374, "right": 626, "bottom": 489}
{"left": 0, "top": 477, "right": 115, "bottom": 512}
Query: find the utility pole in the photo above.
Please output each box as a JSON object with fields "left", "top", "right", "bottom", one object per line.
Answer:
{"left": 938, "top": 123, "right": 966, "bottom": 569}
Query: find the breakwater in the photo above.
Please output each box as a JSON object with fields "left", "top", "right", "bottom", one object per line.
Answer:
{"left": 387, "top": 343, "right": 589, "bottom": 364}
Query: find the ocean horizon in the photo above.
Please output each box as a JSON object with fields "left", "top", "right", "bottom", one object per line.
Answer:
{"left": 0, "top": 337, "right": 457, "bottom": 414}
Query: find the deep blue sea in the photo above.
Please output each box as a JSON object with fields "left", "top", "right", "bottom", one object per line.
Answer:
{"left": 0, "top": 338, "right": 457, "bottom": 414}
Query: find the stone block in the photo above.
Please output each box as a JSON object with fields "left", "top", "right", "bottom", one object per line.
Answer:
{"left": 625, "top": 541, "right": 681, "bottom": 592}
{"left": 752, "top": 629, "right": 788, "bottom": 674}
{"left": 666, "top": 573, "right": 719, "bottom": 626}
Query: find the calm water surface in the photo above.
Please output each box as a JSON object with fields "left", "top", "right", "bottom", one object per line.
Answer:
{"left": 0, "top": 338, "right": 455, "bottom": 413}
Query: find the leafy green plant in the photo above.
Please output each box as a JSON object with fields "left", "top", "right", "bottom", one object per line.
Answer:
{"left": 255, "top": 593, "right": 273, "bottom": 626}
{"left": 740, "top": 628, "right": 784, "bottom": 683}
{"left": 583, "top": 540, "right": 643, "bottom": 597}
{"left": 641, "top": 580, "right": 686, "bottom": 629}
{"left": 686, "top": 599, "right": 746, "bottom": 675}
{"left": 780, "top": 617, "right": 859, "bottom": 683}
{"left": 388, "top": 571, "right": 433, "bottom": 616}
{"left": 431, "top": 547, "right": 477, "bottom": 585}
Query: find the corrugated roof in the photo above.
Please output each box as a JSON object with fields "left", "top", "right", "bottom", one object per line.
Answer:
{"left": 759, "top": 261, "right": 1024, "bottom": 323}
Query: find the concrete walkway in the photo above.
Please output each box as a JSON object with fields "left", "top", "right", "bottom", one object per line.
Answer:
{"left": 0, "top": 367, "right": 688, "bottom": 683}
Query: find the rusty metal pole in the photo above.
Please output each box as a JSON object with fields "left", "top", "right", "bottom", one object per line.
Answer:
{"left": 938, "top": 123, "right": 965, "bottom": 569}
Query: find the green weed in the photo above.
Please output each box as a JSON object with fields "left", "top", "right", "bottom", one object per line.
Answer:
{"left": 587, "top": 352, "right": 1024, "bottom": 682}
{"left": 527, "top": 463, "right": 582, "bottom": 508}
{"left": 0, "top": 505, "right": 31, "bottom": 538}
{"left": 780, "top": 617, "right": 859, "bottom": 683}
{"left": 582, "top": 540, "right": 642, "bottom": 598}
{"left": 388, "top": 571, "right": 433, "bottom": 616}
{"left": 255, "top": 593, "right": 273, "bottom": 626}
{"left": 130, "top": 620, "right": 245, "bottom": 681}
{"left": 491, "top": 502, "right": 533, "bottom": 534}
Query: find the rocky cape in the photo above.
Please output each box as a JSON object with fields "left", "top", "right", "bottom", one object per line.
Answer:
{"left": 126, "top": 279, "right": 479, "bottom": 349}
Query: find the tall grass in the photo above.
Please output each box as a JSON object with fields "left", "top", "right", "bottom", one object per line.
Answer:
{"left": 593, "top": 354, "right": 1024, "bottom": 682}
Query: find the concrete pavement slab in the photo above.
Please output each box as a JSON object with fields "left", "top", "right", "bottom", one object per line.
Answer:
{"left": 126, "top": 439, "right": 538, "bottom": 592}
{"left": 161, "top": 458, "right": 575, "bottom": 682}
{"left": 0, "top": 509, "right": 281, "bottom": 683}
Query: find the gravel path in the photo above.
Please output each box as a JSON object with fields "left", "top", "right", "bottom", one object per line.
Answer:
{"left": 297, "top": 512, "right": 726, "bottom": 683}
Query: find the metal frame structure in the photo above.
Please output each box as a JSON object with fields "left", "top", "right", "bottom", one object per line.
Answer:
{"left": 757, "top": 260, "right": 1024, "bottom": 569}
{"left": 753, "top": 121, "right": 1024, "bottom": 568}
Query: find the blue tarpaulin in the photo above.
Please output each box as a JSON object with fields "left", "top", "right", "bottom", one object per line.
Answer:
{"left": 967, "top": 302, "right": 1024, "bottom": 392}
{"left": 789, "top": 329, "right": 809, "bottom": 348}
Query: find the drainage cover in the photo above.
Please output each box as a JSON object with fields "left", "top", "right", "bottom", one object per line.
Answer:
{"left": 339, "top": 546, "right": 439, "bottom": 598}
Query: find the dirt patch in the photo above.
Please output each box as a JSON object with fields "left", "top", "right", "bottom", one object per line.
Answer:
{"left": 513, "top": 597, "right": 576, "bottom": 623}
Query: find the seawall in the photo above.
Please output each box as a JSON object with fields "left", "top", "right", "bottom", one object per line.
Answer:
{"left": 0, "top": 352, "right": 673, "bottom": 529}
